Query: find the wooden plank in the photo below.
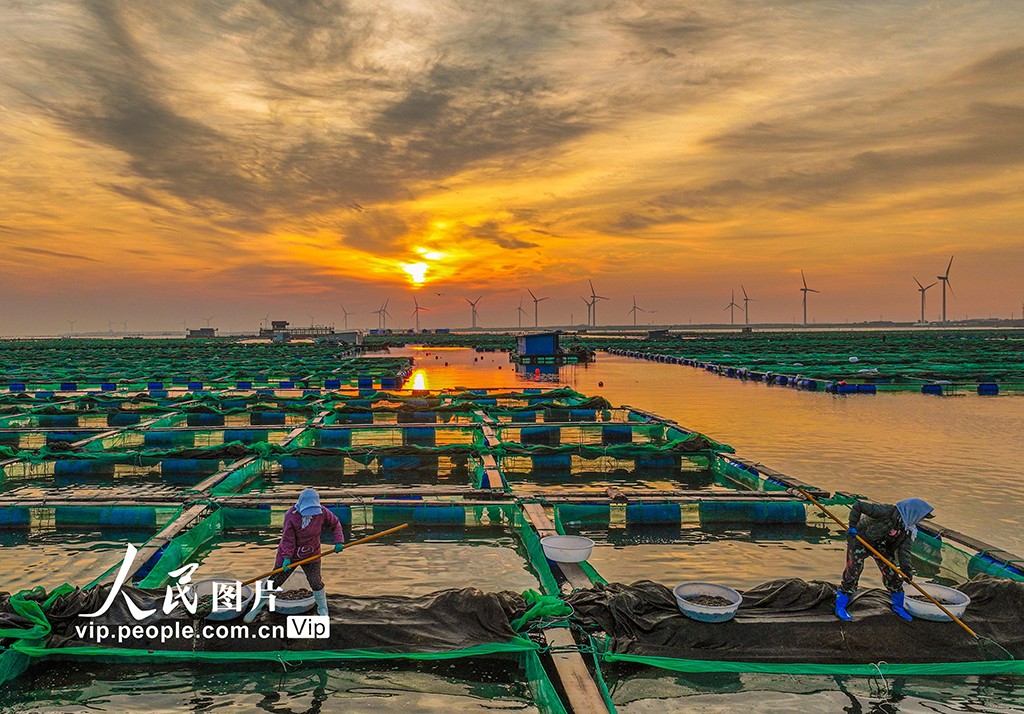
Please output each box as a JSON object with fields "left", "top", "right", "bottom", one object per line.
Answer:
{"left": 189, "top": 455, "right": 259, "bottom": 493}
{"left": 125, "top": 503, "right": 212, "bottom": 580}
{"left": 520, "top": 502, "right": 593, "bottom": 591}
{"left": 544, "top": 627, "right": 612, "bottom": 714}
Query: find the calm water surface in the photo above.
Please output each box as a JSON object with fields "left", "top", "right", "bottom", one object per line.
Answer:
{"left": 398, "top": 347, "right": 1024, "bottom": 555}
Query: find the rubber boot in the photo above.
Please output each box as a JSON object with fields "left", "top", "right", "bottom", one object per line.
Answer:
{"left": 891, "top": 591, "right": 913, "bottom": 621}
{"left": 313, "top": 588, "right": 328, "bottom": 617}
{"left": 244, "top": 592, "right": 267, "bottom": 623}
{"left": 835, "top": 591, "right": 852, "bottom": 621}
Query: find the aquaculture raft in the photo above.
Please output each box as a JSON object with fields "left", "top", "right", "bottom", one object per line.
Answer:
{"left": 2, "top": 352, "right": 1023, "bottom": 712}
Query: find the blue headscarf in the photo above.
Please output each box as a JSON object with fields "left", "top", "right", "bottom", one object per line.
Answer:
{"left": 295, "top": 488, "right": 322, "bottom": 529}
{"left": 896, "top": 498, "right": 933, "bottom": 540}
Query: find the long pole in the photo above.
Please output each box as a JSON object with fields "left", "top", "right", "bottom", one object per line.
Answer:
{"left": 792, "top": 487, "right": 977, "bottom": 638}
{"left": 242, "top": 523, "right": 409, "bottom": 586}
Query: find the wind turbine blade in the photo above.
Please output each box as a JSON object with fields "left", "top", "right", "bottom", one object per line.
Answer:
{"left": 742, "top": 285, "right": 748, "bottom": 300}
{"left": 801, "top": 270, "right": 807, "bottom": 289}
{"left": 926, "top": 282, "right": 936, "bottom": 290}
{"left": 581, "top": 296, "right": 590, "bottom": 305}
{"left": 808, "top": 289, "right": 820, "bottom": 294}
{"left": 589, "top": 279, "right": 596, "bottom": 294}
{"left": 538, "top": 297, "right": 550, "bottom": 302}
{"left": 476, "top": 296, "right": 483, "bottom": 303}
{"left": 946, "top": 255, "right": 954, "bottom": 277}
{"left": 946, "top": 281, "right": 956, "bottom": 300}
{"left": 528, "top": 288, "right": 537, "bottom": 301}
{"left": 595, "top": 295, "right": 609, "bottom": 300}
{"left": 914, "top": 277, "right": 924, "bottom": 290}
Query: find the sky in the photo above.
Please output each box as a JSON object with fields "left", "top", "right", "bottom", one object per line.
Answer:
{"left": 1, "top": 0, "right": 1023, "bottom": 334}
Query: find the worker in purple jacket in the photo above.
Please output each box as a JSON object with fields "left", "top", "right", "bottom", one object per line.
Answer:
{"left": 245, "top": 488, "right": 345, "bottom": 622}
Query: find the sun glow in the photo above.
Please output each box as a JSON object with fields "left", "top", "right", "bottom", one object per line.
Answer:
{"left": 412, "top": 370, "right": 427, "bottom": 390}
{"left": 401, "top": 262, "right": 429, "bottom": 284}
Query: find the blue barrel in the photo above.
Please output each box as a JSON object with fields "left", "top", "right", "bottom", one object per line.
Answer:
{"left": 521, "top": 426, "right": 560, "bottom": 446}
{"left": 144, "top": 431, "right": 195, "bottom": 447}
{"left": 0, "top": 507, "right": 31, "bottom": 527}
{"left": 836, "top": 384, "right": 858, "bottom": 394}
{"left": 53, "top": 460, "right": 115, "bottom": 476}
{"left": 236, "top": 381, "right": 253, "bottom": 389}
{"left": 8, "top": 384, "right": 26, "bottom": 392}
{"left": 545, "top": 409, "right": 570, "bottom": 422}
{"left": 699, "top": 501, "right": 806, "bottom": 523}
{"left": 319, "top": 429, "right": 352, "bottom": 447}
{"left": 557, "top": 504, "right": 610, "bottom": 526}
{"left": 147, "top": 382, "right": 163, "bottom": 390}
{"left": 60, "top": 382, "right": 77, "bottom": 391}
{"left": 162, "top": 459, "right": 217, "bottom": 474}
{"left": 358, "top": 389, "right": 375, "bottom": 398}
{"left": 403, "top": 427, "right": 435, "bottom": 447}
{"left": 626, "top": 503, "right": 681, "bottom": 524}
{"left": 148, "top": 390, "right": 168, "bottom": 398}
{"left": 324, "top": 379, "right": 342, "bottom": 389}
{"left": 978, "top": 383, "right": 999, "bottom": 395}
{"left": 186, "top": 413, "right": 225, "bottom": 427}
{"left": 511, "top": 411, "right": 537, "bottom": 423}
{"left": 222, "top": 400, "right": 248, "bottom": 409}
{"left": 302, "top": 390, "right": 320, "bottom": 397}
{"left": 46, "top": 432, "right": 89, "bottom": 444}
{"left": 602, "top": 424, "right": 633, "bottom": 445}
{"left": 413, "top": 506, "right": 466, "bottom": 525}
{"left": 223, "top": 429, "right": 269, "bottom": 443}
{"left": 251, "top": 411, "right": 286, "bottom": 425}
{"left": 326, "top": 506, "right": 352, "bottom": 524}
{"left": 35, "top": 391, "right": 55, "bottom": 399}
{"left": 531, "top": 454, "right": 572, "bottom": 471}
{"left": 523, "top": 388, "right": 542, "bottom": 394}
{"left": 857, "top": 384, "right": 877, "bottom": 394}
{"left": 0, "top": 433, "right": 20, "bottom": 446}
{"left": 357, "top": 378, "right": 373, "bottom": 388}
{"left": 187, "top": 382, "right": 203, "bottom": 390}
{"left": 922, "top": 384, "right": 944, "bottom": 395}
{"left": 100, "top": 383, "right": 117, "bottom": 392}
{"left": 382, "top": 455, "right": 438, "bottom": 472}
{"left": 55, "top": 506, "right": 156, "bottom": 528}
{"left": 569, "top": 410, "right": 596, "bottom": 421}
{"left": 279, "top": 381, "right": 295, "bottom": 388}
{"left": 256, "top": 389, "right": 274, "bottom": 397}
{"left": 336, "top": 412, "right": 373, "bottom": 424}
{"left": 635, "top": 455, "right": 676, "bottom": 470}
{"left": 38, "top": 414, "right": 79, "bottom": 428}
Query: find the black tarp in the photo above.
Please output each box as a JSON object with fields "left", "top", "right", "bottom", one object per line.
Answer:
{"left": 566, "top": 577, "right": 1024, "bottom": 664}
{"left": 36, "top": 585, "right": 527, "bottom": 654}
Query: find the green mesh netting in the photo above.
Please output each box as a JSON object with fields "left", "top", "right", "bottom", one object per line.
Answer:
{"left": 136, "top": 508, "right": 223, "bottom": 588}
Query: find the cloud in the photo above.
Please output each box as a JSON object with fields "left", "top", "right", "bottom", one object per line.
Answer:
{"left": 9, "top": 245, "right": 100, "bottom": 262}
{"left": 466, "top": 220, "right": 539, "bottom": 249}
{"left": 610, "top": 211, "right": 696, "bottom": 231}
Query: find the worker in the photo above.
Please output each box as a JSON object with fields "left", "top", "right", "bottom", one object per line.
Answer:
{"left": 245, "top": 488, "right": 344, "bottom": 622}
{"left": 835, "top": 497, "right": 934, "bottom": 621}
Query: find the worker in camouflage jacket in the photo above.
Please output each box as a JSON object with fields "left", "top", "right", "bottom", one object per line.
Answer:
{"left": 835, "top": 498, "right": 933, "bottom": 621}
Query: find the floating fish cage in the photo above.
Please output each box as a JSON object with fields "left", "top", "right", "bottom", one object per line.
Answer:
{"left": 3, "top": 344, "right": 1024, "bottom": 713}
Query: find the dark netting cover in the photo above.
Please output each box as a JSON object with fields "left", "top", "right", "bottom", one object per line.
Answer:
{"left": 567, "top": 577, "right": 1024, "bottom": 664}
{"left": 34, "top": 586, "right": 528, "bottom": 655}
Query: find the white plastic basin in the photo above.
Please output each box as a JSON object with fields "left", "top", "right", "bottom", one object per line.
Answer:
{"left": 185, "top": 578, "right": 254, "bottom": 621}
{"left": 904, "top": 583, "right": 971, "bottom": 622}
{"left": 673, "top": 582, "right": 743, "bottom": 623}
{"left": 540, "top": 535, "right": 595, "bottom": 563}
{"left": 272, "top": 590, "right": 316, "bottom": 615}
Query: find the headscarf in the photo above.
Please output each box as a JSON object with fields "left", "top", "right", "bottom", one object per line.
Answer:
{"left": 295, "top": 488, "right": 323, "bottom": 529}
{"left": 896, "top": 498, "right": 933, "bottom": 540}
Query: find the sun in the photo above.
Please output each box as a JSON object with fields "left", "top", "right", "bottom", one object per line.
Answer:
{"left": 401, "top": 262, "right": 429, "bottom": 284}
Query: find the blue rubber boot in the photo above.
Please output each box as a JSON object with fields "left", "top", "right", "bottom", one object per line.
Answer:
{"left": 835, "top": 591, "right": 852, "bottom": 621}
{"left": 891, "top": 592, "right": 913, "bottom": 621}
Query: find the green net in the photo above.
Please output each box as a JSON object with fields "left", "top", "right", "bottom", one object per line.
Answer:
{"left": 137, "top": 508, "right": 223, "bottom": 588}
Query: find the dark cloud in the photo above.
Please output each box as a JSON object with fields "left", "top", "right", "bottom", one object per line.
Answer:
{"left": 611, "top": 211, "right": 695, "bottom": 231}
{"left": 467, "top": 220, "right": 538, "bottom": 249}
{"left": 9, "top": 245, "right": 100, "bottom": 262}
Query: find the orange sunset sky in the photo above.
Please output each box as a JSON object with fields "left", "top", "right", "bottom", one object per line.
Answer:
{"left": 1, "top": 0, "right": 1023, "bottom": 333}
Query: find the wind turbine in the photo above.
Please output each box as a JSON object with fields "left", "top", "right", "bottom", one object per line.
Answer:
{"left": 374, "top": 300, "right": 391, "bottom": 330}
{"left": 588, "top": 280, "right": 609, "bottom": 326}
{"left": 937, "top": 256, "right": 954, "bottom": 323}
{"left": 628, "top": 296, "right": 648, "bottom": 327}
{"left": 181, "top": 319, "right": 188, "bottom": 332}
{"left": 66, "top": 319, "right": 76, "bottom": 335}
{"left": 340, "top": 305, "right": 354, "bottom": 330}
{"left": 121, "top": 320, "right": 129, "bottom": 333}
{"left": 580, "top": 296, "right": 594, "bottom": 327}
{"left": 261, "top": 313, "right": 270, "bottom": 330}
{"left": 107, "top": 319, "right": 115, "bottom": 334}
{"left": 307, "top": 313, "right": 315, "bottom": 327}
{"left": 914, "top": 278, "right": 937, "bottom": 324}
{"left": 515, "top": 298, "right": 528, "bottom": 329}
{"left": 800, "top": 270, "right": 819, "bottom": 326}
{"left": 741, "top": 286, "right": 756, "bottom": 326}
{"left": 527, "top": 289, "right": 549, "bottom": 328}
{"left": 464, "top": 296, "right": 482, "bottom": 329}
{"left": 724, "top": 290, "right": 741, "bottom": 326}
{"left": 411, "top": 296, "right": 429, "bottom": 332}
{"left": 204, "top": 316, "right": 215, "bottom": 328}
